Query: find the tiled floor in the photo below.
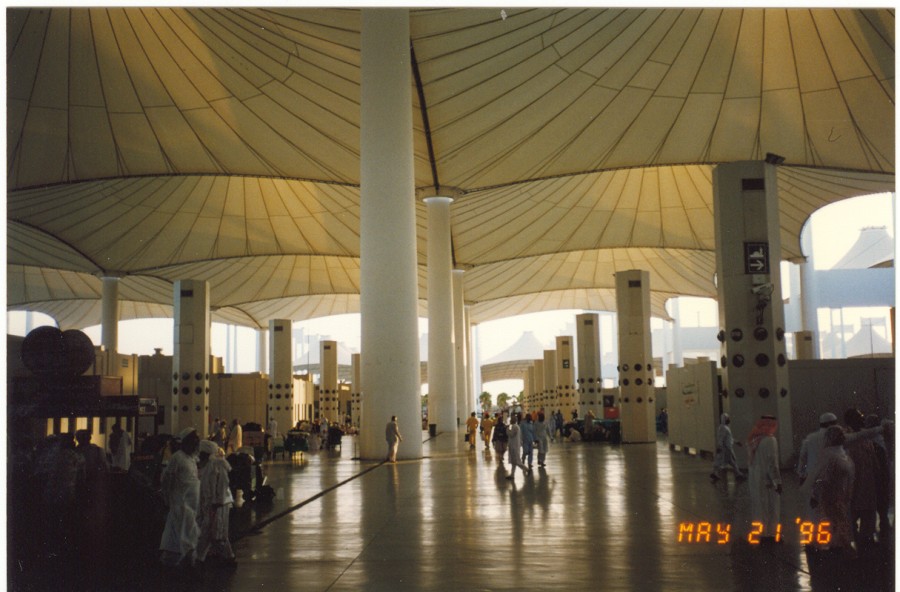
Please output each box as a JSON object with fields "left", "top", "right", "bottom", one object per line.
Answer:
{"left": 15, "top": 432, "right": 894, "bottom": 591}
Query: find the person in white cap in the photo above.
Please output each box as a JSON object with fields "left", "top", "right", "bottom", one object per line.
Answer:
{"left": 797, "top": 412, "right": 839, "bottom": 484}
{"left": 710, "top": 413, "right": 744, "bottom": 482}
{"left": 797, "top": 412, "right": 839, "bottom": 521}
{"left": 197, "top": 440, "right": 236, "bottom": 567}
{"left": 159, "top": 427, "right": 201, "bottom": 568}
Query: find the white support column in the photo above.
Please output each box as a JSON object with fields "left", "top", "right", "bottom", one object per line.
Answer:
{"left": 615, "top": 269, "right": 656, "bottom": 443}
{"left": 576, "top": 313, "right": 601, "bottom": 416}
{"left": 425, "top": 196, "right": 457, "bottom": 434}
{"left": 257, "top": 327, "right": 269, "bottom": 374}
{"left": 359, "top": 9, "right": 422, "bottom": 460}
{"left": 556, "top": 336, "right": 575, "bottom": 415}
{"left": 532, "top": 359, "right": 544, "bottom": 413}
{"left": 525, "top": 366, "right": 535, "bottom": 411}
{"left": 468, "top": 316, "right": 478, "bottom": 411}
{"left": 798, "top": 258, "right": 820, "bottom": 358}
{"left": 452, "top": 269, "right": 468, "bottom": 422}
{"left": 101, "top": 276, "right": 119, "bottom": 358}
{"left": 268, "top": 320, "right": 295, "bottom": 433}
{"left": 172, "top": 280, "right": 210, "bottom": 438}
{"left": 671, "top": 298, "right": 685, "bottom": 367}
{"left": 320, "top": 340, "right": 339, "bottom": 422}
{"left": 542, "top": 350, "right": 557, "bottom": 415}
{"left": 713, "top": 161, "right": 792, "bottom": 466}
{"left": 351, "top": 353, "right": 362, "bottom": 427}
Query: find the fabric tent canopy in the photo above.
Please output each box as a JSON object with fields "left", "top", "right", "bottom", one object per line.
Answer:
{"left": 7, "top": 7, "right": 895, "bottom": 329}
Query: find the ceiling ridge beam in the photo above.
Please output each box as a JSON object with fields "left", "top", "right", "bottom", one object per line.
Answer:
{"left": 410, "top": 41, "right": 440, "bottom": 192}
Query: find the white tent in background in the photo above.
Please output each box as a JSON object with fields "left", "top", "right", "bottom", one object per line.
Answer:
{"left": 832, "top": 226, "right": 895, "bottom": 270}
{"left": 482, "top": 331, "right": 550, "bottom": 366}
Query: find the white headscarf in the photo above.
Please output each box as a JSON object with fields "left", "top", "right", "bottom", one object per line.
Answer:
{"left": 198, "top": 439, "right": 219, "bottom": 456}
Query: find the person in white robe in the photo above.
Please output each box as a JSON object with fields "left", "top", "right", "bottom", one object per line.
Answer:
{"left": 197, "top": 440, "right": 236, "bottom": 565}
{"left": 159, "top": 428, "right": 201, "bottom": 567}
{"left": 747, "top": 416, "right": 782, "bottom": 544}
{"left": 225, "top": 419, "right": 242, "bottom": 454}
{"left": 385, "top": 416, "right": 403, "bottom": 462}
{"left": 505, "top": 413, "right": 530, "bottom": 479}
{"left": 796, "top": 412, "right": 838, "bottom": 519}
{"left": 108, "top": 423, "right": 133, "bottom": 472}
{"left": 711, "top": 413, "right": 744, "bottom": 482}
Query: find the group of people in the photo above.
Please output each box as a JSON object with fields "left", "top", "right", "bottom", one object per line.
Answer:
{"left": 463, "top": 411, "right": 553, "bottom": 479}
{"left": 159, "top": 427, "right": 238, "bottom": 572}
{"left": 709, "top": 408, "right": 892, "bottom": 553}
{"left": 208, "top": 418, "right": 244, "bottom": 454}
{"left": 9, "top": 423, "right": 138, "bottom": 587}
{"left": 797, "top": 409, "right": 892, "bottom": 555}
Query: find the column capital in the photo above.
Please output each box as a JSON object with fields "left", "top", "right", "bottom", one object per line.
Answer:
{"left": 418, "top": 186, "right": 463, "bottom": 201}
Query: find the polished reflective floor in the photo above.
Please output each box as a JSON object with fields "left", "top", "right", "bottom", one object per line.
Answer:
{"left": 20, "top": 432, "right": 894, "bottom": 591}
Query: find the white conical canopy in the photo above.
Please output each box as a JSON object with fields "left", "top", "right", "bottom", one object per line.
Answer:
{"left": 7, "top": 8, "right": 894, "bottom": 328}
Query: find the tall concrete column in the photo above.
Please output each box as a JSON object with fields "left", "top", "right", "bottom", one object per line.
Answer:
{"left": 320, "top": 340, "right": 339, "bottom": 422}
{"left": 713, "top": 161, "right": 792, "bottom": 466}
{"left": 268, "top": 320, "right": 295, "bottom": 432}
{"left": 452, "top": 270, "right": 469, "bottom": 422}
{"left": 351, "top": 353, "right": 362, "bottom": 427}
{"left": 425, "top": 196, "right": 457, "bottom": 433}
{"left": 798, "top": 261, "right": 820, "bottom": 358}
{"left": 101, "top": 276, "right": 119, "bottom": 358}
{"left": 172, "top": 280, "right": 210, "bottom": 438}
{"left": 359, "top": 9, "right": 422, "bottom": 460}
{"left": 670, "top": 298, "right": 684, "bottom": 367}
{"left": 542, "top": 350, "right": 557, "bottom": 414}
{"left": 576, "top": 313, "right": 601, "bottom": 416}
{"left": 524, "top": 366, "right": 535, "bottom": 411}
{"left": 533, "top": 359, "right": 545, "bottom": 412}
{"left": 615, "top": 269, "right": 656, "bottom": 443}
{"left": 556, "top": 336, "right": 575, "bottom": 415}
{"left": 467, "top": 313, "right": 476, "bottom": 412}
{"left": 257, "top": 327, "right": 268, "bottom": 374}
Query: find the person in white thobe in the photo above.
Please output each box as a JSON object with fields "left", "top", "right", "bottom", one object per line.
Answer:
{"left": 160, "top": 428, "right": 201, "bottom": 567}
{"left": 796, "top": 412, "right": 838, "bottom": 519}
{"left": 747, "top": 416, "right": 782, "bottom": 543}
{"left": 108, "top": 423, "right": 133, "bottom": 472}
{"left": 385, "top": 416, "right": 403, "bottom": 462}
{"left": 711, "top": 413, "right": 744, "bottom": 481}
{"left": 197, "top": 440, "right": 235, "bottom": 564}
{"left": 506, "top": 414, "right": 530, "bottom": 479}
{"left": 225, "top": 420, "right": 242, "bottom": 454}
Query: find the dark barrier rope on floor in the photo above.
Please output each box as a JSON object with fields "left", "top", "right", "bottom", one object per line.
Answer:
{"left": 232, "top": 460, "right": 387, "bottom": 542}
{"left": 234, "top": 434, "right": 442, "bottom": 541}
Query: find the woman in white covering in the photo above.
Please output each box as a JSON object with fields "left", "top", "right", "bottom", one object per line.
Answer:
{"left": 159, "top": 428, "right": 201, "bottom": 567}
{"left": 505, "top": 413, "right": 530, "bottom": 480}
{"left": 197, "top": 440, "right": 236, "bottom": 566}
{"left": 107, "top": 423, "right": 133, "bottom": 472}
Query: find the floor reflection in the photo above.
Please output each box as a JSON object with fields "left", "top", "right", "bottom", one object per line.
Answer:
{"left": 12, "top": 433, "right": 891, "bottom": 591}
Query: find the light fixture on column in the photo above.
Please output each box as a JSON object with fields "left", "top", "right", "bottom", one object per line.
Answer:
{"left": 764, "top": 152, "right": 785, "bottom": 165}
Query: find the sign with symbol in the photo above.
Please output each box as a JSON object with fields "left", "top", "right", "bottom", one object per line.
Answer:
{"left": 744, "top": 242, "right": 770, "bottom": 274}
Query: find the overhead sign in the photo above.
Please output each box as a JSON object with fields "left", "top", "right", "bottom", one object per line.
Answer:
{"left": 744, "top": 242, "right": 770, "bottom": 274}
